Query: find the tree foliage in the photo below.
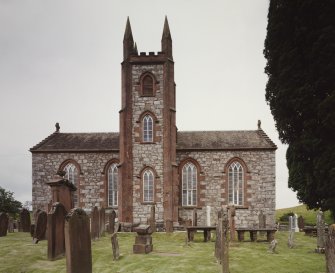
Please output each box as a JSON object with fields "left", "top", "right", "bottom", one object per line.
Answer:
{"left": 0, "top": 186, "right": 22, "bottom": 214}
{"left": 264, "top": 0, "right": 335, "bottom": 218}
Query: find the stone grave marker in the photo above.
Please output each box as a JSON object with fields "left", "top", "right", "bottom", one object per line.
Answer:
{"left": 294, "top": 214, "right": 299, "bottom": 232}
{"left": 33, "top": 210, "right": 47, "bottom": 243}
{"left": 111, "top": 233, "right": 120, "bottom": 260}
{"left": 288, "top": 216, "right": 294, "bottom": 248}
{"left": 298, "top": 216, "right": 305, "bottom": 231}
{"left": 229, "top": 205, "right": 236, "bottom": 241}
{"left": 316, "top": 211, "right": 325, "bottom": 253}
{"left": 221, "top": 207, "right": 229, "bottom": 273}
{"left": 133, "top": 225, "right": 153, "bottom": 254}
{"left": 65, "top": 208, "right": 92, "bottom": 273}
{"left": 99, "top": 207, "right": 105, "bottom": 237}
{"left": 20, "top": 208, "right": 31, "bottom": 232}
{"left": 8, "top": 217, "right": 14, "bottom": 233}
{"left": 108, "top": 209, "right": 116, "bottom": 234}
{"left": 47, "top": 202, "right": 67, "bottom": 260}
{"left": 215, "top": 210, "right": 222, "bottom": 261}
{"left": 268, "top": 239, "right": 278, "bottom": 254}
{"left": 0, "top": 212, "right": 9, "bottom": 237}
{"left": 91, "top": 206, "right": 99, "bottom": 240}
{"left": 147, "top": 205, "right": 156, "bottom": 232}
{"left": 193, "top": 208, "right": 197, "bottom": 226}
{"left": 325, "top": 224, "right": 335, "bottom": 272}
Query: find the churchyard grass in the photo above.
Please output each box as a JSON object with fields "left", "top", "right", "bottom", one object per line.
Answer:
{"left": 0, "top": 230, "right": 326, "bottom": 273}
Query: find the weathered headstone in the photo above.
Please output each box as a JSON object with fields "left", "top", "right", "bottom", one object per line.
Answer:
{"left": 193, "top": 208, "right": 197, "bottom": 226}
{"left": 316, "top": 211, "right": 325, "bottom": 253}
{"left": 288, "top": 216, "right": 294, "bottom": 248}
{"left": 91, "top": 206, "right": 100, "bottom": 240}
{"left": 229, "top": 206, "right": 236, "bottom": 241}
{"left": 215, "top": 210, "right": 222, "bottom": 261}
{"left": 0, "top": 212, "right": 9, "bottom": 237}
{"left": 47, "top": 202, "right": 67, "bottom": 260}
{"left": 99, "top": 207, "right": 105, "bottom": 237}
{"left": 147, "top": 205, "right": 156, "bottom": 232}
{"left": 33, "top": 210, "right": 47, "bottom": 243}
{"left": 7, "top": 217, "right": 14, "bottom": 233}
{"left": 294, "top": 214, "right": 299, "bottom": 232}
{"left": 221, "top": 207, "right": 229, "bottom": 273}
{"left": 325, "top": 224, "right": 335, "bottom": 273}
{"left": 298, "top": 216, "right": 305, "bottom": 231}
{"left": 268, "top": 239, "right": 278, "bottom": 254}
{"left": 111, "top": 233, "right": 120, "bottom": 260}
{"left": 108, "top": 209, "right": 116, "bottom": 234}
{"left": 133, "top": 225, "right": 153, "bottom": 254}
{"left": 65, "top": 208, "right": 92, "bottom": 273}
{"left": 20, "top": 208, "right": 31, "bottom": 232}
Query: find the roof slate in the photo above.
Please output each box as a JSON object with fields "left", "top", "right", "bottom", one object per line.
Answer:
{"left": 30, "top": 129, "right": 276, "bottom": 152}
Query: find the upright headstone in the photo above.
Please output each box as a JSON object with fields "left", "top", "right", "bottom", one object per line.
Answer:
{"left": 91, "top": 206, "right": 100, "bottom": 240}
{"left": 298, "top": 216, "right": 305, "bottom": 231}
{"left": 147, "top": 205, "right": 156, "bottom": 232}
{"left": 288, "top": 216, "right": 294, "bottom": 248}
{"left": 47, "top": 202, "right": 67, "bottom": 261}
{"left": 20, "top": 208, "right": 31, "bottom": 232}
{"left": 325, "top": 224, "right": 335, "bottom": 273}
{"left": 99, "top": 207, "right": 105, "bottom": 237}
{"left": 316, "top": 211, "right": 325, "bottom": 253}
{"left": 0, "top": 212, "right": 9, "bottom": 237}
{"left": 215, "top": 210, "right": 222, "bottom": 261}
{"left": 33, "top": 210, "right": 47, "bottom": 243}
{"left": 193, "top": 208, "right": 197, "bottom": 226}
{"left": 206, "top": 206, "right": 211, "bottom": 226}
{"left": 111, "top": 233, "right": 120, "bottom": 260}
{"left": 294, "top": 214, "right": 299, "bottom": 232}
{"left": 108, "top": 210, "right": 116, "bottom": 234}
{"left": 7, "top": 217, "right": 14, "bottom": 233}
{"left": 229, "top": 206, "right": 236, "bottom": 241}
{"left": 65, "top": 208, "right": 92, "bottom": 273}
{"left": 221, "top": 207, "right": 229, "bottom": 273}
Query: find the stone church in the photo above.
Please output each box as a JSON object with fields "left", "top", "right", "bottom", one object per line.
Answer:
{"left": 30, "top": 18, "right": 277, "bottom": 229}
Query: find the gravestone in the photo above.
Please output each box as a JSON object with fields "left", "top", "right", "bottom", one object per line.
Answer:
{"left": 298, "top": 216, "right": 305, "bottom": 231}
{"left": 229, "top": 206, "right": 236, "bottom": 241}
{"left": 8, "top": 217, "right": 14, "bottom": 233}
{"left": 294, "top": 214, "right": 299, "bottom": 232}
{"left": 316, "top": 211, "right": 325, "bottom": 253}
{"left": 193, "top": 208, "right": 197, "bottom": 226}
{"left": 133, "top": 225, "right": 153, "bottom": 254}
{"left": 111, "top": 233, "right": 120, "bottom": 260}
{"left": 91, "top": 206, "right": 100, "bottom": 240}
{"left": 325, "top": 224, "right": 335, "bottom": 273}
{"left": 0, "top": 212, "right": 9, "bottom": 237}
{"left": 33, "top": 210, "right": 47, "bottom": 243}
{"left": 20, "top": 208, "right": 31, "bottom": 232}
{"left": 220, "top": 207, "right": 229, "bottom": 273}
{"left": 99, "top": 207, "right": 105, "bottom": 237}
{"left": 268, "top": 239, "right": 278, "bottom": 254}
{"left": 288, "top": 216, "right": 294, "bottom": 248}
{"left": 65, "top": 208, "right": 92, "bottom": 273}
{"left": 215, "top": 210, "right": 222, "bottom": 261}
{"left": 108, "top": 209, "right": 116, "bottom": 234}
{"left": 147, "top": 205, "right": 156, "bottom": 232}
{"left": 47, "top": 202, "right": 67, "bottom": 260}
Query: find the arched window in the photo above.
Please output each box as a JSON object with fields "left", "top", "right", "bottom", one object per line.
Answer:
{"left": 143, "top": 115, "right": 153, "bottom": 142}
{"left": 228, "top": 161, "right": 244, "bottom": 206}
{"left": 64, "top": 163, "right": 79, "bottom": 206}
{"left": 108, "top": 163, "right": 118, "bottom": 207}
{"left": 142, "top": 75, "right": 154, "bottom": 96}
{"left": 182, "top": 162, "right": 197, "bottom": 206}
{"left": 143, "top": 169, "right": 154, "bottom": 202}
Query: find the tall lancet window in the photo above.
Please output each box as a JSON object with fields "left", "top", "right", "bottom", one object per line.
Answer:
{"left": 143, "top": 169, "right": 154, "bottom": 203}
{"left": 64, "top": 163, "right": 79, "bottom": 207}
{"left": 143, "top": 115, "right": 153, "bottom": 142}
{"left": 228, "top": 161, "right": 244, "bottom": 206}
{"left": 108, "top": 163, "right": 118, "bottom": 207}
{"left": 182, "top": 162, "right": 197, "bottom": 206}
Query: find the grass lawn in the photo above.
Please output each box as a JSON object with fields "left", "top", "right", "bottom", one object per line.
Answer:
{"left": 0, "top": 230, "right": 326, "bottom": 273}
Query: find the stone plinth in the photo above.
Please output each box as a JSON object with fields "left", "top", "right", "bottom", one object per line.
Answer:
{"left": 133, "top": 225, "right": 153, "bottom": 254}
{"left": 46, "top": 176, "right": 77, "bottom": 213}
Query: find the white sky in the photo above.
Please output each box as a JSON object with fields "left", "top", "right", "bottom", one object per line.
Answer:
{"left": 0, "top": 0, "right": 300, "bottom": 209}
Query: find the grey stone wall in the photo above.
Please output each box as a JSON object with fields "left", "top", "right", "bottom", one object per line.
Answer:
{"left": 176, "top": 150, "right": 276, "bottom": 227}
{"left": 131, "top": 64, "right": 165, "bottom": 223}
{"left": 32, "top": 152, "right": 119, "bottom": 212}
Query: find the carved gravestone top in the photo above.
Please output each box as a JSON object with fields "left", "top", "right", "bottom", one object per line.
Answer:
{"left": 0, "top": 212, "right": 9, "bottom": 237}
{"left": 20, "top": 208, "right": 31, "bottom": 232}
{"left": 134, "top": 224, "right": 153, "bottom": 235}
{"left": 91, "top": 206, "right": 99, "bottom": 240}
{"left": 33, "top": 210, "right": 47, "bottom": 243}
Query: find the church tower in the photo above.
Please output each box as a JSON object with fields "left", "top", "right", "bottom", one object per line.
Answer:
{"left": 119, "top": 17, "right": 178, "bottom": 226}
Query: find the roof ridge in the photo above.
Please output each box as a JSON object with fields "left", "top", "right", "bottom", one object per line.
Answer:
{"left": 256, "top": 129, "right": 277, "bottom": 149}
{"left": 178, "top": 130, "right": 257, "bottom": 133}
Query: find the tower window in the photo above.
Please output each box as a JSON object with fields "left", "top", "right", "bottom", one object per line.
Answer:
{"left": 143, "top": 115, "right": 153, "bottom": 142}
{"left": 142, "top": 75, "right": 154, "bottom": 96}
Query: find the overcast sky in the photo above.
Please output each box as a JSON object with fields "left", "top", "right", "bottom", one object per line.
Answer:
{"left": 0, "top": 0, "right": 300, "bottom": 209}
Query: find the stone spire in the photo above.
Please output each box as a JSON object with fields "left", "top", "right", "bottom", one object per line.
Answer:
{"left": 123, "top": 17, "right": 135, "bottom": 60}
{"left": 161, "top": 16, "right": 173, "bottom": 59}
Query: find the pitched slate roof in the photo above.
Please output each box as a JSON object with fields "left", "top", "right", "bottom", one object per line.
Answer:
{"left": 30, "top": 129, "right": 276, "bottom": 152}
{"left": 30, "top": 132, "right": 119, "bottom": 152}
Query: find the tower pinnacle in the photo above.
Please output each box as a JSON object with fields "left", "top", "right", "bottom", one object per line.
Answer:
{"left": 161, "top": 16, "right": 173, "bottom": 59}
